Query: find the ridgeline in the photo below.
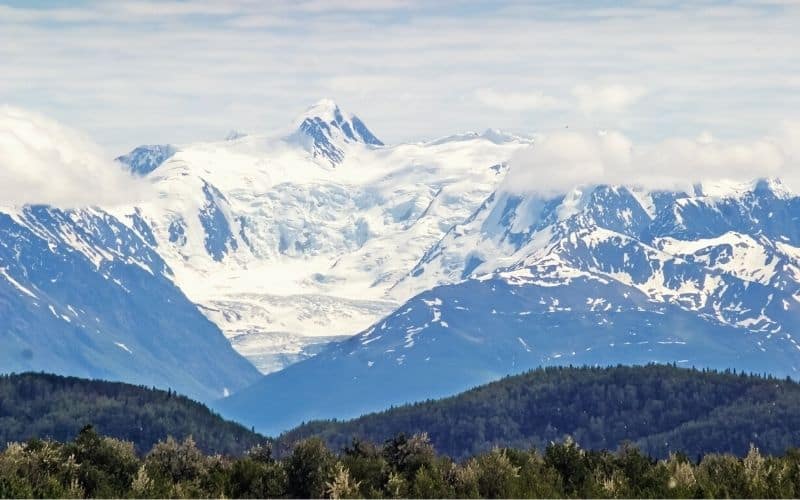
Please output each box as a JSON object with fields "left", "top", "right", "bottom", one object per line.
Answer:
{"left": 279, "top": 364, "right": 800, "bottom": 459}
{"left": 0, "top": 372, "right": 266, "bottom": 455}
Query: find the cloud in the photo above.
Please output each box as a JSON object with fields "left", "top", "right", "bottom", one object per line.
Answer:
{"left": 114, "top": 1, "right": 244, "bottom": 17}
{"left": 0, "top": 106, "right": 151, "bottom": 208}
{"left": 0, "top": 5, "right": 103, "bottom": 23}
{"left": 776, "top": 120, "right": 800, "bottom": 162}
{"left": 503, "top": 130, "right": 633, "bottom": 194}
{"left": 503, "top": 126, "right": 798, "bottom": 195}
{"left": 474, "top": 88, "right": 562, "bottom": 111}
{"left": 293, "top": 0, "right": 416, "bottom": 12}
{"left": 0, "top": 1, "right": 797, "bottom": 150}
{"left": 572, "top": 84, "right": 646, "bottom": 114}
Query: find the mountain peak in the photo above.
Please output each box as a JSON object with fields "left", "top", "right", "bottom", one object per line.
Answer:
{"left": 116, "top": 144, "right": 178, "bottom": 176}
{"left": 692, "top": 177, "right": 794, "bottom": 200}
{"left": 753, "top": 177, "right": 792, "bottom": 199}
{"left": 300, "top": 98, "right": 342, "bottom": 123}
{"left": 291, "top": 98, "right": 384, "bottom": 165}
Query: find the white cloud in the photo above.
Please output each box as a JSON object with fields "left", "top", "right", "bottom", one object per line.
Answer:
{"left": 572, "top": 84, "right": 646, "bottom": 114}
{"left": 294, "top": 0, "right": 416, "bottom": 12}
{"left": 475, "top": 88, "right": 562, "bottom": 111}
{"left": 776, "top": 120, "right": 800, "bottom": 162}
{"left": 0, "top": 106, "right": 151, "bottom": 208}
{"left": 640, "top": 135, "right": 785, "bottom": 187}
{"left": 0, "top": 1, "right": 797, "bottom": 151}
{"left": 114, "top": 1, "right": 244, "bottom": 17}
{"left": 503, "top": 126, "right": 798, "bottom": 195}
{"left": 503, "top": 130, "right": 633, "bottom": 195}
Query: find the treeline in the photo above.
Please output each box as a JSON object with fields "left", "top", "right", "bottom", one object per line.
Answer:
{"left": 280, "top": 364, "right": 800, "bottom": 459}
{"left": 0, "top": 373, "right": 264, "bottom": 455}
{"left": 3, "top": 427, "right": 800, "bottom": 498}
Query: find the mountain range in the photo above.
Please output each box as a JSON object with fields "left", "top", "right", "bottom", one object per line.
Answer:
{"left": 113, "top": 99, "right": 529, "bottom": 374}
{"left": 2, "top": 99, "right": 800, "bottom": 434}
{"left": 217, "top": 176, "right": 800, "bottom": 434}
{"left": 0, "top": 204, "right": 259, "bottom": 401}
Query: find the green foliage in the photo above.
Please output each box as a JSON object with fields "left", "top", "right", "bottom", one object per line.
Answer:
{"left": 325, "top": 463, "right": 361, "bottom": 499}
{"left": 0, "top": 439, "right": 83, "bottom": 498}
{"left": 469, "top": 448, "right": 520, "bottom": 498}
{"left": 695, "top": 453, "right": 746, "bottom": 497}
{"left": 285, "top": 438, "right": 336, "bottom": 498}
{"left": 65, "top": 425, "right": 139, "bottom": 498}
{"left": 382, "top": 433, "right": 436, "bottom": 478}
{"left": 544, "top": 436, "right": 592, "bottom": 496}
{"left": 279, "top": 364, "right": 800, "bottom": 460}
{"left": 409, "top": 461, "right": 453, "bottom": 499}
{"left": 0, "top": 372, "right": 266, "bottom": 455}
{"left": 340, "top": 439, "right": 389, "bottom": 497}
{"left": 227, "top": 444, "right": 287, "bottom": 499}
{"left": 1, "top": 428, "right": 800, "bottom": 498}
{"left": 3, "top": 365, "right": 800, "bottom": 497}
{"left": 140, "top": 436, "right": 212, "bottom": 498}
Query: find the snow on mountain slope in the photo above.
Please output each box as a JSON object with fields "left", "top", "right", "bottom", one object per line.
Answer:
{"left": 290, "top": 98, "right": 383, "bottom": 164}
{"left": 116, "top": 144, "right": 178, "bottom": 176}
{"left": 217, "top": 178, "right": 800, "bottom": 434}
{"left": 391, "top": 177, "right": 800, "bottom": 340}
{"left": 219, "top": 271, "right": 800, "bottom": 436}
{"left": 0, "top": 204, "right": 261, "bottom": 402}
{"left": 399, "top": 179, "right": 800, "bottom": 303}
{"left": 117, "top": 100, "right": 531, "bottom": 372}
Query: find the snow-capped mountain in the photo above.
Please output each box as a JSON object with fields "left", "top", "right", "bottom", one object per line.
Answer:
{"left": 399, "top": 178, "right": 800, "bottom": 311}
{"left": 217, "top": 177, "right": 800, "bottom": 435}
{"left": 117, "top": 99, "right": 531, "bottom": 372}
{"left": 5, "top": 98, "right": 800, "bottom": 434}
{"left": 0, "top": 204, "right": 261, "bottom": 402}
{"left": 116, "top": 144, "right": 178, "bottom": 176}
{"left": 9, "top": 98, "right": 800, "bottom": 434}
{"left": 290, "top": 98, "right": 384, "bottom": 165}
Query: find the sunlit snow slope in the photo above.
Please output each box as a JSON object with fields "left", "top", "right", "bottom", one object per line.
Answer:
{"left": 0, "top": 205, "right": 261, "bottom": 402}
{"left": 117, "top": 100, "right": 531, "bottom": 372}
{"left": 218, "top": 178, "right": 800, "bottom": 435}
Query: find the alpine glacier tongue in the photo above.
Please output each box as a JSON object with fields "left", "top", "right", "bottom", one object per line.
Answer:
{"left": 216, "top": 177, "right": 800, "bottom": 435}
{"left": 115, "top": 102, "right": 531, "bottom": 373}
{"left": 111, "top": 103, "right": 800, "bottom": 386}
{"left": 11, "top": 100, "right": 800, "bottom": 433}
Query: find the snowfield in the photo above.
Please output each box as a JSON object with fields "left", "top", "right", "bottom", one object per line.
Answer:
{"left": 107, "top": 101, "right": 800, "bottom": 379}
{"left": 115, "top": 100, "right": 532, "bottom": 372}
{"left": 4, "top": 99, "right": 800, "bottom": 421}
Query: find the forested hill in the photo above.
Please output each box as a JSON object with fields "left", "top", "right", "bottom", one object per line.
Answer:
{"left": 279, "top": 364, "right": 800, "bottom": 459}
{"left": 0, "top": 372, "right": 266, "bottom": 455}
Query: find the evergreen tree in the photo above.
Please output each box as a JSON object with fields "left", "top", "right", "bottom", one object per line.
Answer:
{"left": 284, "top": 438, "right": 336, "bottom": 498}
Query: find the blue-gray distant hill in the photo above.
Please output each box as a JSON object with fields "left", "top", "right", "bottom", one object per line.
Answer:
{"left": 278, "top": 364, "right": 800, "bottom": 459}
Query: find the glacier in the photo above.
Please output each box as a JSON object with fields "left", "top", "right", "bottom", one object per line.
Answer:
{"left": 217, "top": 178, "right": 800, "bottom": 435}
{"left": 113, "top": 99, "right": 532, "bottom": 373}
{"left": 4, "top": 98, "right": 800, "bottom": 432}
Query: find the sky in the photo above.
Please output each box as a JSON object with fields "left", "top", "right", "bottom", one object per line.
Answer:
{"left": 1, "top": 0, "right": 799, "bottom": 156}
{"left": 0, "top": 105, "right": 153, "bottom": 206}
{"left": 501, "top": 125, "right": 800, "bottom": 195}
